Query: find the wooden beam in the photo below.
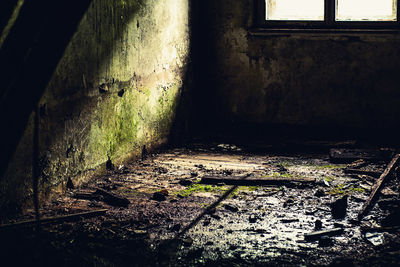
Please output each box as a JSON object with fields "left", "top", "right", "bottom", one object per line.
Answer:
{"left": 0, "top": 209, "right": 107, "bottom": 230}
{"left": 358, "top": 154, "right": 400, "bottom": 221}
{"left": 94, "top": 189, "right": 130, "bottom": 207}
{"left": 200, "top": 175, "right": 315, "bottom": 186}
{"left": 304, "top": 228, "right": 344, "bottom": 241}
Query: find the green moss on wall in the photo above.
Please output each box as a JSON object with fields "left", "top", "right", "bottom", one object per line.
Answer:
{"left": 0, "top": 0, "right": 190, "bottom": 213}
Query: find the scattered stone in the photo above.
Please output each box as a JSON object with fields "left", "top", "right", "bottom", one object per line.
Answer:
{"left": 223, "top": 170, "right": 233, "bottom": 175}
{"left": 195, "top": 164, "right": 204, "bottom": 169}
{"left": 203, "top": 219, "right": 211, "bottom": 226}
{"left": 283, "top": 199, "right": 294, "bottom": 208}
{"left": 249, "top": 215, "right": 257, "bottom": 223}
{"left": 306, "top": 209, "right": 317, "bottom": 215}
{"left": 66, "top": 178, "right": 74, "bottom": 189}
{"left": 106, "top": 156, "right": 114, "bottom": 171}
{"left": 314, "top": 189, "right": 325, "bottom": 197}
{"left": 330, "top": 195, "right": 348, "bottom": 219}
{"left": 98, "top": 83, "right": 109, "bottom": 93}
{"left": 315, "top": 220, "right": 322, "bottom": 230}
{"left": 117, "top": 165, "right": 129, "bottom": 173}
{"left": 365, "top": 232, "right": 385, "bottom": 246}
{"left": 152, "top": 190, "right": 169, "bottom": 201}
{"left": 155, "top": 167, "right": 168, "bottom": 174}
{"left": 211, "top": 214, "right": 221, "bottom": 220}
{"left": 118, "top": 89, "right": 125, "bottom": 97}
{"left": 319, "top": 235, "right": 333, "bottom": 247}
{"left": 224, "top": 204, "right": 239, "bottom": 212}
{"left": 179, "top": 179, "right": 193, "bottom": 186}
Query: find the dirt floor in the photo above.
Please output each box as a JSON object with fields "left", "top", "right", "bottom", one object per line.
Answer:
{"left": 1, "top": 142, "right": 400, "bottom": 266}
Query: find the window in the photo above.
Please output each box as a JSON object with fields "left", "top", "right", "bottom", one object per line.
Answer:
{"left": 257, "top": 0, "right": 399, "bottom": 30}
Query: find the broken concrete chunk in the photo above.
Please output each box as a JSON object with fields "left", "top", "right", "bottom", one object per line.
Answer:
{"left": 152, "top": 190, "right": 168, "bottom": 201}
{"left": 314, "top": 189, "right": 325, "bottom": 197}
{"left": 365, "top": 232, "right": 385, "bottom": 246}
{"left": 330, "top": 195, "right": 348, "bottom": 219}
{"left": 249, "top": 215, "right": 257, "bottom": 223}
{"left": 315, "top": 219, "right": 322, "bottom": 230}
{"left": 223, "top": 204, "right": 239, "bottom": 212}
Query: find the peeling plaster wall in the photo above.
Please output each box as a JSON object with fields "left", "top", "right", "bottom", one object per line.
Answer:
{"left": 193, "top": 0, "right": 400, "bottom": 134}
{"left": 1, "top": 0, "right": 190, "bottom": 212}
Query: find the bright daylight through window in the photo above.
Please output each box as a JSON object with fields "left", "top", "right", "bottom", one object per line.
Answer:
{"left": 336, "top": 0, "right": 397, "bottom": 21}
{"left": 266, "top": 0, "right": 324, "bottom": 20}
{"left": 265, "top": 0, "right": 398, "bottom": 22}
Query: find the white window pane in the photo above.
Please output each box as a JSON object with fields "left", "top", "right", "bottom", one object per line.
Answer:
{"left": 266, "top": 0, "right": 324, "bottom": 21}
{"left": 336, "top": 0, "right": 397, "bottom": 21}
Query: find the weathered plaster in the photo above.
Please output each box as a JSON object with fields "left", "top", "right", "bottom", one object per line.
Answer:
{"left": 1, "top": 0, "right": 190, "bottom": 212}
{"left": 194, "top": 0, "right": 400, "bottom": 132}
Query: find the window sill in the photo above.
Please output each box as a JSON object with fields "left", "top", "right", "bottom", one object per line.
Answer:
{"left": 248, "top": 27, "right": 400, "bottom": 36}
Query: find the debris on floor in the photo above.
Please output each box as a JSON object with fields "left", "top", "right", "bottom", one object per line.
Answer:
{"left": 1, "top": 142, "right": 400, "bottom": 266}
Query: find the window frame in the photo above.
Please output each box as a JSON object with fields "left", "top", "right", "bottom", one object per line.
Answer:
{"left": 255, "top": 0, "right": 400, "bottom": 30}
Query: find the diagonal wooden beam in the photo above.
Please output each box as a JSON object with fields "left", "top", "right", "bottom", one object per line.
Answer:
{"left": 358, "top": 153, "right": 400, "bottom": 221}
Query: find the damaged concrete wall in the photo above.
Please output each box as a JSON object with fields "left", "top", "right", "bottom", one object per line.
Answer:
{"left": 1, "top": 0, "right": 190, "bottom": 212}
{"left": 193, "top": 0, "right": 400, "bottom": 135}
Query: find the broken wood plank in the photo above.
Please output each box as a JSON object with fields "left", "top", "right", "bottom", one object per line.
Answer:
{"left": 304, "top": 228, "right": 344, "bottom": 241}
{"left": 94, "top": 188, "right": 130, "bottom": 207}
{"left": 200, "top": 175, "right": 315, "bottom": 186}
{"left": 0, "top": 209, "right": 107, "bottom": 230}
{"left": 358, "top": 154, "right": 400, "bottom": 221}
{"left": 330, "top": 148, "right": 394, "bottom": 163}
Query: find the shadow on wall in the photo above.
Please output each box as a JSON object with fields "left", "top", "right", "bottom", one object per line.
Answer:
{"left": 0, "top": 0, "right": 192, "bottom": 215}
